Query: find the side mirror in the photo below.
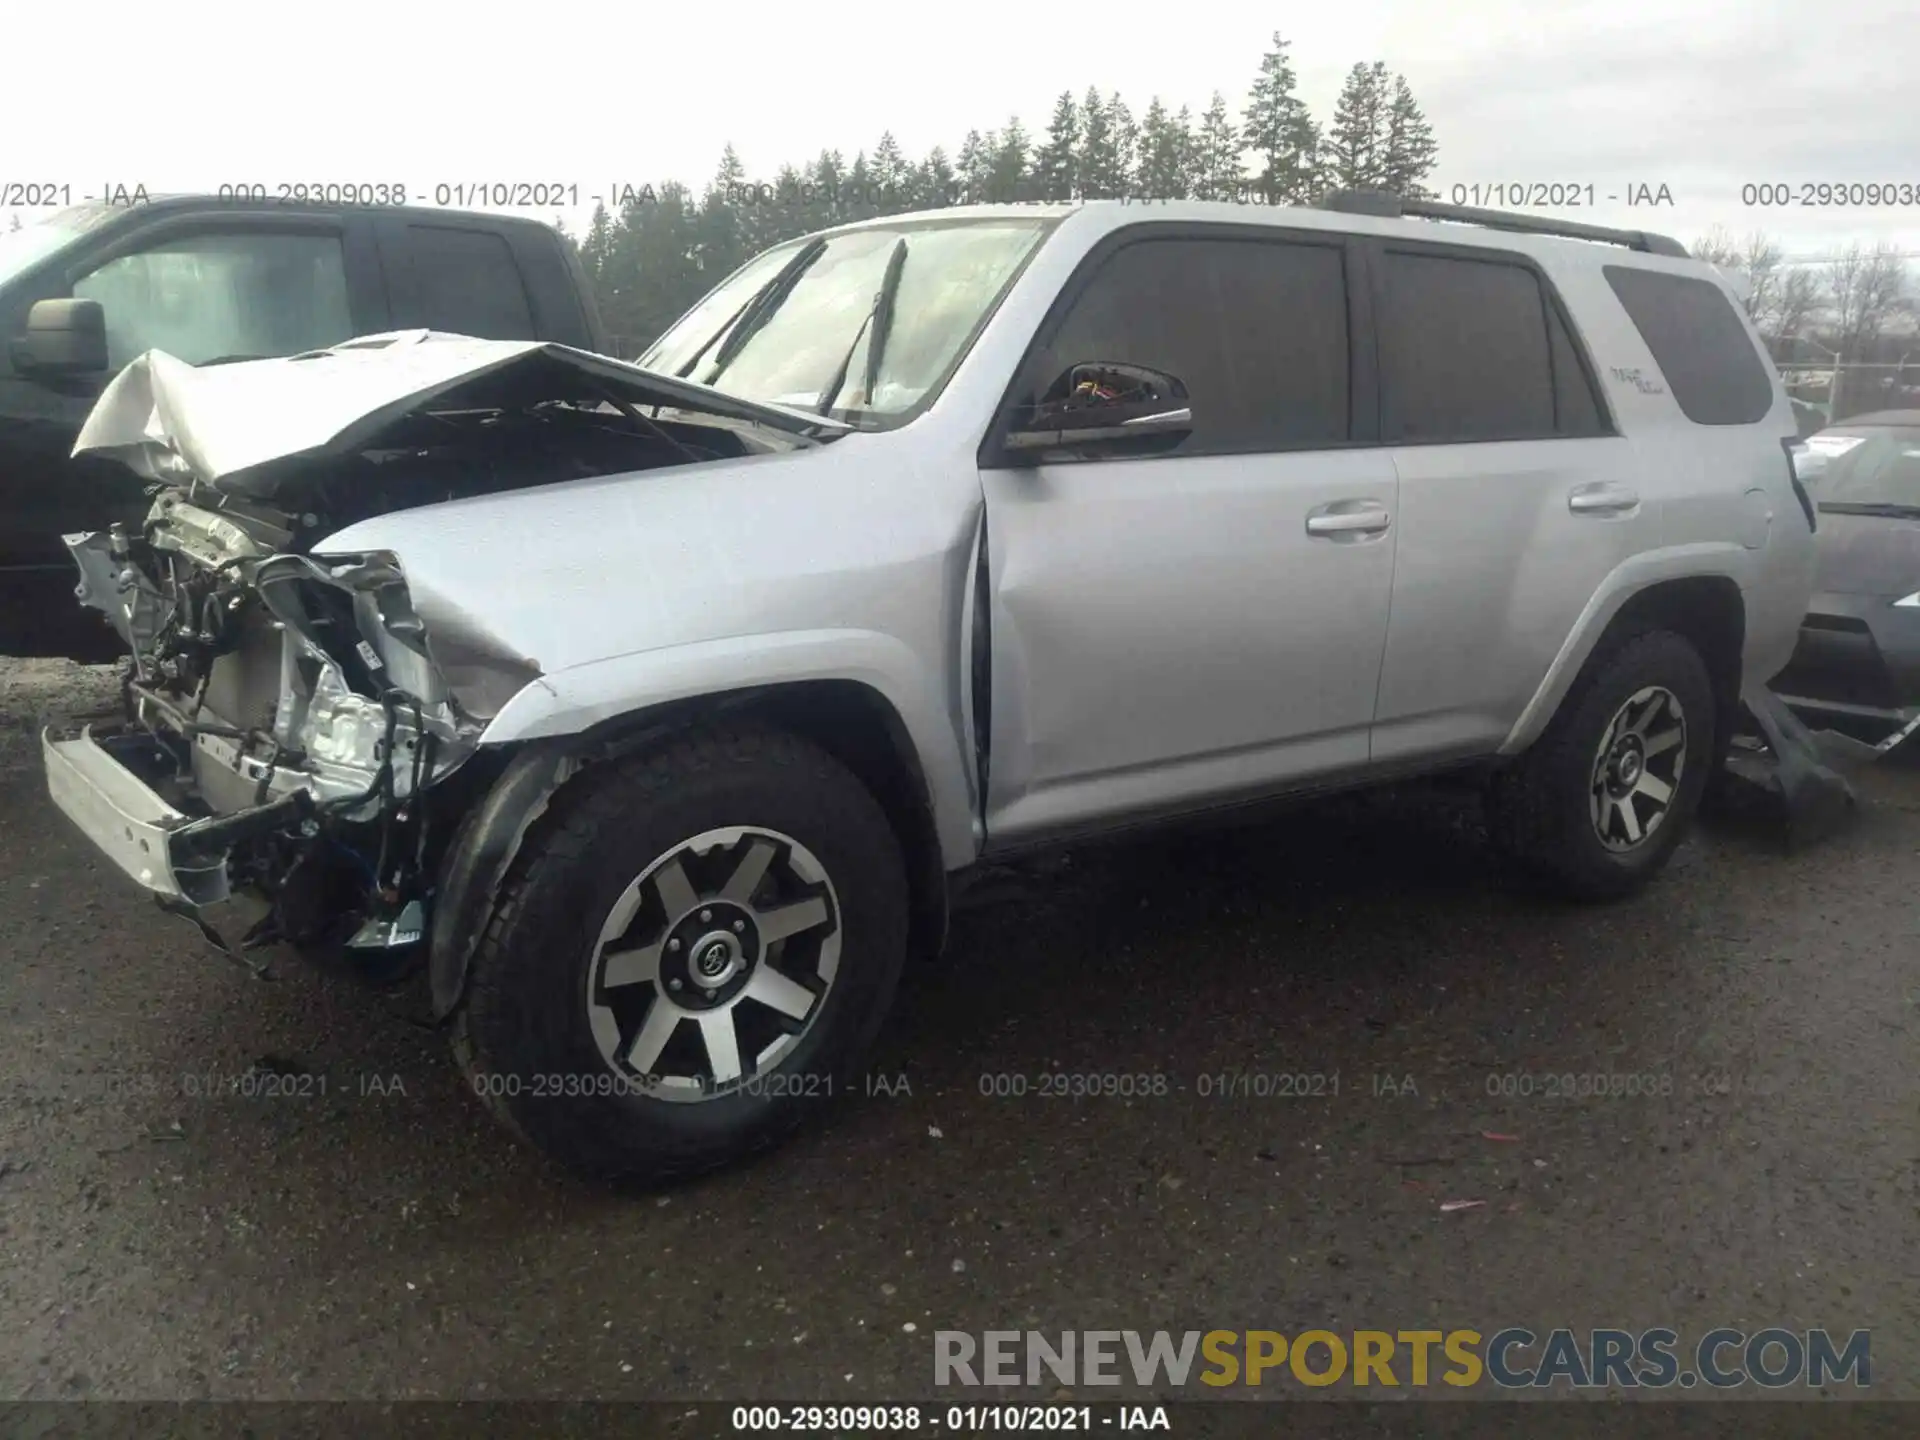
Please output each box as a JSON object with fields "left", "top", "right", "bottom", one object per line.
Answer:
{"left": 1004, "top": 361, "right": 1193, "bottom": 456}
{"left": 13, "top": 298, "right": 109, "bottom": 376}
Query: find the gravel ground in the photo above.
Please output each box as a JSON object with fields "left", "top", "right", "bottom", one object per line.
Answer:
{"left": 1, "top": 658, "right": 1915, "bottom": 1408}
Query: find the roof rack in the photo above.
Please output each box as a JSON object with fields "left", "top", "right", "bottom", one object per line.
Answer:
{"left": 1318, "top": 189, "right": 1689, "bottom": 259}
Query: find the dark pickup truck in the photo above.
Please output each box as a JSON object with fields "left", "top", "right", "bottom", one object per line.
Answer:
{"left": 0, "top": 196, "right": 607, "bottom": 658}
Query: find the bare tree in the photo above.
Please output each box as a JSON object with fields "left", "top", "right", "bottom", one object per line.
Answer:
{"left": 1737, "top": 232, "right": 1784, "bottom": 330}
{"left": 1689, "top": 226, "right": 1784, "bottom": 327}
{"left": 1820, "top": 244, "right": 1909, "bottom": 416}
{"left": 1770, "top": 268, "right": 1821, "bottom": 356}
{"left": 1690, "top": 226, "right": 1742, "bottom": 272}
{"left": 1826, "top": 243, "right": 1909, "bottom": 357}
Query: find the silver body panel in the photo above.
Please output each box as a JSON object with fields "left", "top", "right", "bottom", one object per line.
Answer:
{"left": 45, "top": 201, "right": 1819, "bottom": 880}
{"left": 979, "top": 448, "right": 1397, "bottom": 841}
{"left": 42, "top": 727, "right": 230, "bottom": 904}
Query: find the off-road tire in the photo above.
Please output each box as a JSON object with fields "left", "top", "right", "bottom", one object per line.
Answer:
{"left": 1485, "top": 629, "right": 1716, "bottom": 901}
{"left": 452, "top": 724, "right": 909, "bottom": 1184}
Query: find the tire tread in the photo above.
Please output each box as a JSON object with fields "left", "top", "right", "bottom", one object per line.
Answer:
{"left": 1486, "top": 627, "right": 1715, "bottom": 901}
{"left": 453, "top": 722, "right": 906, "bottom": 1184}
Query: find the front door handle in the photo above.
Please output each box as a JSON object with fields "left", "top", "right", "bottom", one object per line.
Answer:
{"left": 1306, "top": 500, "right": 1392, "bottom": 538}
{"left": 1568, "top": 483, "right": 1640, "bottom": 515}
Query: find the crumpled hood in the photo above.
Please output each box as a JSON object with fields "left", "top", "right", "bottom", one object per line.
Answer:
{"left": 70, "top": 329, "right": 847, "bottom": 497}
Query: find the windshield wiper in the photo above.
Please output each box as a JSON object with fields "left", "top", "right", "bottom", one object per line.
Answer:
{"left": 1817, "top": 501, "right": 1920, "bottom": 519}
{"left": 816, "top": 237, "right": 908, "bottom": 418}
{"left": 675, "top": 237, "right": 828, "bottom": 385}
{"left": 858, "top": 238, "right": 909, "bottom": 413}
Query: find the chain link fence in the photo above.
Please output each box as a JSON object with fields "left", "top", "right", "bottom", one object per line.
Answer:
{"left": 1777, "top": 361, "right": 1919, "bottom": 426}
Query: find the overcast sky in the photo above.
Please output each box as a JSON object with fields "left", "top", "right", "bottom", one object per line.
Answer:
{"left": 5, "top": 0, "right": 1917, "bottom": 258}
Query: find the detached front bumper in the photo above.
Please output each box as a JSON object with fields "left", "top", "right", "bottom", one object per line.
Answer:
{"left": 1772, "top": 591, "right": 1920, "bottom": 730}
{"left": 42, "top": 726, "right": 313, "bottom": 908}
{"left": 43, "top": 726, "right": 229, "bottom": 904}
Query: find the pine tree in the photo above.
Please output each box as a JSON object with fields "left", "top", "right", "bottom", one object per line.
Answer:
{"left": 1107, "top": 94, "right": 1138, "bottom": 197}
{"left": 957, "top": 130, "right": 994, "bottom": 202}
{"left": 846, "top": 150, "right": 878, "bottom": 223}
{"left": 600, "top": 180, "right": 705, "bottom": 354}
{"left": 990, "top": 117, "right": 1031, "bottom": 203}
{"left": 710, "top": 144, "right": 747, "bottom": 200}
{"left": 580, "top": 201, "right": 614, "bottom": 288}
{"left": 1076, "top": 86, "right": 1121, "bottom": 198}
{"left": 1136, "top": 98, "right": 1191, "bottom": 200}
{"left": 767, "top": 162, "right": 809, "bottom": 243}
{"left": 1034, "top": 91, "right": 1080, "bottom": 201}
{"left": 1324, "top": 62, "right": 1392, "bottom": 193}
{"left": 1193, "top": 91, "right": 1244, "bottom": 201}
{"left": 698, "top": 145, "right": 750, "bottom": 284}
{"left": 811, "top": 149, "right": 846, "bottom": 189}
{"left": 1378, "top": 75, "right": 1439, "bottom": 199}
{"left": 571, "top": 36, "right": 1446, "bottom": 359}
{"left": 1172, "top": 105, "right": 1198, "bottom": 197}
{"left": 916, "top": 146, "right": 957, "bottom": 209}
{"left": 1242, "top": 35, "right": 1320, "bottom": 203}
{"left": 872, "top": 131, "right": 910, "bottom": 207}
{"left": 809, "top": 148, "right": 847, "bottom": 225}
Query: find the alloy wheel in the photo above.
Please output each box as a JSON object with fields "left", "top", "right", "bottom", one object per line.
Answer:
{"left": 1589, "top": 685, "right": 1688, "bottom": 852}
{"left": 586, "top": 826, "right": 841, "bottom": 1101}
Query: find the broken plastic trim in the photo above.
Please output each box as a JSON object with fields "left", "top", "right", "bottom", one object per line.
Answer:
{"left": 65, "top": 529, "right": 167, "bottom": 670}
{"left": 252, "top": 550, "right": 537, "bottom": 734}
{"left": 1721, "top": 683, "right": 1859, "bottom": 848}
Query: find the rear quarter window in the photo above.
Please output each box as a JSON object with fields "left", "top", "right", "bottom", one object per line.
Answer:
{"left": 1602, "top": 265, "right": 1775, "bottom": 425}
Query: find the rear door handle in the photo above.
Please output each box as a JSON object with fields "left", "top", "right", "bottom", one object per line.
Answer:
{"left": 1568, "top": 483, "right": 1639, "bottom": 515}
{"left": 1306, "top": 500, "right": 1392, "bottom": 539}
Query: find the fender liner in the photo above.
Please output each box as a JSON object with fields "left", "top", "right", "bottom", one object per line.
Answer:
{"left": 428, "top": 674, "right": 965, "bottom": 1019}
{"left": 427, "top": 741, "right": 583, "bottom": 1019}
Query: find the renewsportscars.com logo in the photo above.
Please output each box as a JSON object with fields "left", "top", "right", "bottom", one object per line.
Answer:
{"left": 934, "top": 1328, "right": 1872, "bottom": 1390}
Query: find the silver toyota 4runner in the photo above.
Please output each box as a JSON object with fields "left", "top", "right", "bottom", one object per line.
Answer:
{"left": 41, "top": 193, "right": 1817, "bottom": 1181}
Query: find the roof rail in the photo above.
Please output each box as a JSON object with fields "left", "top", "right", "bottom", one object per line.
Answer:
{"left": 1318, "top": 189, "right": 1690, "bottom": 259}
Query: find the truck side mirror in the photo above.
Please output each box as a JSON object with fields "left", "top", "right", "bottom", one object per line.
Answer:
{"left": 1002, "top": 361, "right": 1193, "bottom": 458}
{"left": 14, "top": 298, "right": 109, "bottom": 376}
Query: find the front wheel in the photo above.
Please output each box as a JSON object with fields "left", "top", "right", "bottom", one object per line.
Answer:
{"left": 452, "top": 725, "right": 910, "bottom": 1184}
{"left": 1485, "top": 629, "right": 1717, "bottom": 900}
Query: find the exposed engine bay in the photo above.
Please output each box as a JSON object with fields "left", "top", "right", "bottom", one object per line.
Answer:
{"left": 50, "top": 331, "right": 837, "bottom": 966}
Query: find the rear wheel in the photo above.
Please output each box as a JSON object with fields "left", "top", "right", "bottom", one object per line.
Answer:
{"left": 1486, "top": 629, "right": 1716, "bottom": 900}
{"left": 453, "top": 725, "right": 909, "bottom": 1183}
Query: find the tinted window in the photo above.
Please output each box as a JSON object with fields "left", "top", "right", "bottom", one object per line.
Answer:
{"left": 1547, "top": 298, "right": 1607, "bottom": 436}
{"left": 406, "top": 226, "right": 535, "bottom": 339}
{"left": 73, "top": 230, "right": 353, "bottom": 368}
{"left": 1033, "top": 235, "right": 1350, "bottom": 451}
{"left": 1379, "top": 250, "right": 1564, "bottom": 442}
{"left": 1604, "top": 266, "right": 1774, "bottom": 425}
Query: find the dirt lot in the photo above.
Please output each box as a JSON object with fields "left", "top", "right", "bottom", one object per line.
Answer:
{"left": 1, "top": 658, "right": 1914, "bottom": 1407}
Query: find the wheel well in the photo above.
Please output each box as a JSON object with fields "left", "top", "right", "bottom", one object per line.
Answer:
{"left": 1604, "top": 576, "right": 1746, "bottom": 733}
{"left": 579, "top": 680, "right": 951, "bottom": 966}
{"left": 429, "top": 679, "right": 954, "bottom": 1019}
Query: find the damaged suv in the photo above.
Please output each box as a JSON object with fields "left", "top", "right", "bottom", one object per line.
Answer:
{"left": 42, "top": 195, "right": 1815, "bottom": 1182}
